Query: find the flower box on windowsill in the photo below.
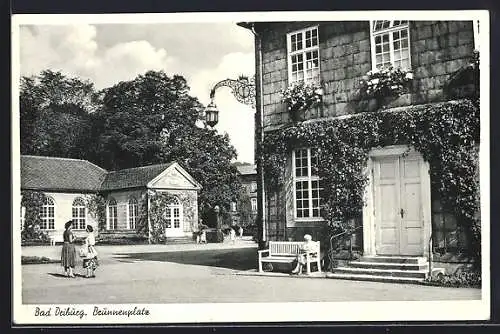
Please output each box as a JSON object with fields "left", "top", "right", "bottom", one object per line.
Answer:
{"left": 281, "top": 81, "right": 324, "bottom": 124}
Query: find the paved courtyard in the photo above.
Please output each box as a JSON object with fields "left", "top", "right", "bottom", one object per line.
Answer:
{"left": 20, "top": 240, "right": 481, "bottom": 304}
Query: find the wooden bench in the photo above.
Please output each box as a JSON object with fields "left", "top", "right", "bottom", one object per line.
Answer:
{"left": 258, "top": 241, "right": 321, "bottom": 274}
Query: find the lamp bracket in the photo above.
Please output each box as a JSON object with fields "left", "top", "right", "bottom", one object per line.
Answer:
{"left": 209, "top": 76, "right": 256, "bottom": 108}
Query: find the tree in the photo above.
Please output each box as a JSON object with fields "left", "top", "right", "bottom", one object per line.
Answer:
{"left": 20, "top": 70, "right": 100, "bottom": 159}
{"left": 95, "top": 70, "right": 243, "bottom": 218}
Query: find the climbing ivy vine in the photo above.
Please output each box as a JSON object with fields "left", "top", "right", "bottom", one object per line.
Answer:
{"left": 262, "top": 99, "right": 480, "bottom": 261}
{"left": 20, "top": 190, "right": 49, "bottom": 242}
{"left": 147, "top": 190, "right": 198, "bottom": 244}
{"left": 84, "top": 194, "right": 107, "bottom": 232}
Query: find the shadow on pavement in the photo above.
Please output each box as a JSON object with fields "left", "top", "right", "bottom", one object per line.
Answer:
{"left": 113, "top": 247, "right": 258, "bottom": 271}
{"left": 48, "top": 272, "right": 88, "bottom": 278}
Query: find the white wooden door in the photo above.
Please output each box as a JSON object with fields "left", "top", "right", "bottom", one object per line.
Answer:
{"left": 374, "top": 154, "right": 424, "bottom": 255}
{"left": 164, "top": 203, "right": 183, "bottom": 237}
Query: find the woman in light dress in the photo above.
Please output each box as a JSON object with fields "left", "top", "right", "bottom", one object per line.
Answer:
{"left": 82, "top": 225, "right": 99, "bottom": 278}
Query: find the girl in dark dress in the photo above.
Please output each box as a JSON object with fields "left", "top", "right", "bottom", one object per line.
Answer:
{"left": 61, "top": 220, "right": 76, "bottom": 277}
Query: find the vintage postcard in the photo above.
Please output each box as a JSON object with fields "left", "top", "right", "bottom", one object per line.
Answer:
{"left": 11, "top": 10, "right": 490, "bottom": 325}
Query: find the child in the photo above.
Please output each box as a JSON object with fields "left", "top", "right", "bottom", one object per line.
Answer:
{"left": 83, "top": 225, "right": 99, "bottom": 278}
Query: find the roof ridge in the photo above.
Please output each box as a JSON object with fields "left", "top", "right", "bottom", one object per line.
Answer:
{"left": 106, "top": 161, "right": 175, "bottom": 174}
{"left": 22, "top": 155, "right": 108, "bottom": 172}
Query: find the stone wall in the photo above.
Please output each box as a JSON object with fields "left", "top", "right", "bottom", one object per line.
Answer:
{"left": 258, "top": 20, "right": 476, "bottom": 131}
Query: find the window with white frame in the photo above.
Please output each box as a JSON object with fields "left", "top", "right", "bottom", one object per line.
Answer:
{"left": 250, "top": 181, "right": 257, "bottom": 193}
{"left": 251, "top": 198, "right": 257, "bottom": 212}
{"left": 293, "top": 148, "right": 322, "bottom": 219}
{"left": 72, "top": 197, "right": 87, "bottom": 230}
{"left": 165, "top": 197, "right": 182, "bottom": 229}
{"left": 287, "top": 26, "right": 320, "bottom": 84}
{"left": 39, "top": 196, "right": 55, "bottom": 230}
{"left": 128, "top": 197, "right": 139, "bottom": 230}
{"left": 107, "top": 197, "right": 118, "bottom": 230}
{"left": 371, "top": 20, "right": 411, "bottom": 70}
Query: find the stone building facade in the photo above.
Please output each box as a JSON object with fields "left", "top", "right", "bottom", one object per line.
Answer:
{"left": 258, "top": 21, "right": 476, "bottom": 130}
{"left": 239, "top": 20, "right": 480, "bottom": 260}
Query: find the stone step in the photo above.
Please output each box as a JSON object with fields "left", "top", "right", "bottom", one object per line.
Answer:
{"left": 326, "top": 272, "right": 424, "bottom": 284}
{"left": 349, "top": 261, "right": 428, "bottom": 271}
{"left": 359, "top": 256, "right": 427, "bottom": 265}
{"left": 333, "top": 266, "right": 428, "bottom": 279}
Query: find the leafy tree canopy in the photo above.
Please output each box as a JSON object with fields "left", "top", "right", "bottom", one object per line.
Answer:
{"left": 20, "top": 70, "right": 245, "bottom": 219}
{"left": 20, "top": 70, "right": 100, "bottom": 158}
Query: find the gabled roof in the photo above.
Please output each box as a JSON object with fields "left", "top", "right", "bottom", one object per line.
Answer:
{"left": 21, "top": 155, "right": 107, "bottom": 192}
{"left": 100, "top": 162, "right": 175, "bottom": 191}
{"left": 147, "top": 162, "right": 202, "bottom": 190}
{"left": 21, "top": 155, "right": 202, "bottom": 193}
{"left": 236, "top": 164, "right": 257, "bottom": 176}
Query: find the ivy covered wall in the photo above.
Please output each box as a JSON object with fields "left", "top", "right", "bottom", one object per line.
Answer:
{"left": 262, "top": 99, "right": 480, "bottom": 262}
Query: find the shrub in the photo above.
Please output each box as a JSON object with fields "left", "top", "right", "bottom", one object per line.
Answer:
{"left": 205, "top": 229, "right": 224, "bottom": 243}
{"left": 96, "top": 235, "right": 149, "bottom": 245}
{"left": 425, "top": 269, "right": 481, "bottom": 288}
{"left": 22, "top": 256, "right": 59, "bottom": 265}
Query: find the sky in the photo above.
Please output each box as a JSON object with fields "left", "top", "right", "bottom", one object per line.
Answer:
{"left": 18, "top": 22, "right": 256, "bottom": 163}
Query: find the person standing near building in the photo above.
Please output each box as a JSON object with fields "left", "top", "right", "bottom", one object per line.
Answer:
{"left": 229, "top": 227, "right": 236, "bottom": 244}
{"left": 61, "top": 220, "right": 76, "bottom": 278}
{"left": 82, "top": 225, "right": 99, "bottom": 278}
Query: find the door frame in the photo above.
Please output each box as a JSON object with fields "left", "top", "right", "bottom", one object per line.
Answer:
{"left": 163, "top": 198, "right": 184, "bottom": 237}
{"left": 362, "top": 145, "right": 432, "bottom": 257}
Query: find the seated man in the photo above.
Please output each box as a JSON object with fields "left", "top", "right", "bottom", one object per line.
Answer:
{"left": 291, "top": 234, "right": 317, "bottom": 274}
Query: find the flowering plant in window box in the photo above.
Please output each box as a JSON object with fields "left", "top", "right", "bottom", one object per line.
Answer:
{"left": 280, "top": 81, "right": 324, "bottom": 123}
{"left": 359, "top": 66, "right": 413, "bottom": 110}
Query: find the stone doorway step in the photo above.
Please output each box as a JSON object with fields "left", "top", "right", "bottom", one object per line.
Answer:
{"left": 327, "top": 256, "right": 441, "bottom": 284}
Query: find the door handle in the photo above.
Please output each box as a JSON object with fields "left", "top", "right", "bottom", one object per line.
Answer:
{"left": 400, "top": 208, "right": 404, "bottom": 218}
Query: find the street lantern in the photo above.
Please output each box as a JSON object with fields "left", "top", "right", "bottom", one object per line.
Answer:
{"left": 206, "top": 76, "right": 265, "bottom": 246}
{"left": 204, "top": 100, "right": 219, "bottom": 127}
{"left": 204, "top": 76, "right": 256, "bottom": 129}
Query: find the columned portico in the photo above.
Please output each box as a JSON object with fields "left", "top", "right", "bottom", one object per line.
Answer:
{"left": 362, "top": 145, "right": 432, "bottom": 258}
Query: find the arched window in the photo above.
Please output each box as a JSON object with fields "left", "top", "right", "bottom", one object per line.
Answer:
{"left": 107, "top": 198, "right": 118, "bottom": 230}
{"left": 128, "top": 197, "right": 139, "bottom": 230}
{"left": 39, "top": 196, "right": 55, "bottom": 230}
{"left": 72, "top": 197, "right": 87, "bottom": 230}
{"left": 165, "top": 197, "right": 182, "bottom": 229}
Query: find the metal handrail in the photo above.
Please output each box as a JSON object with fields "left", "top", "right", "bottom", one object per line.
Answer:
{"left": 327, "top": 225, "right": 363, "bottom": 271}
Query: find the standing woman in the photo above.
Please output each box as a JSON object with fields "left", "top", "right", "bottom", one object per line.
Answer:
{"left": 61, "top": 220, "right": 76, "bottom": 277}
{"left": 83, "top": 225, "right": 99, "bottom": 278}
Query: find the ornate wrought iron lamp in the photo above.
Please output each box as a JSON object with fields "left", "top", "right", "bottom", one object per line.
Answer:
{"left": 203, "top": 75, "right": 256, "bottom": 127}
{"left": 204, "top": 75, "right": 260, "bottom": 242}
